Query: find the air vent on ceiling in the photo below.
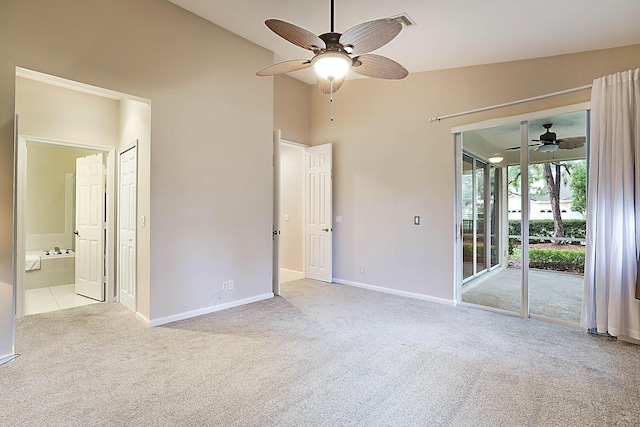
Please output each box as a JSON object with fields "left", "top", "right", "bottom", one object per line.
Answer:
{"left": 391, "top": 13, "right": 416, "bottom": 28}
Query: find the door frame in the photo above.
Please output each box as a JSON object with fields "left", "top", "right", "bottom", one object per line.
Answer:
{"left": 453, "top": 102, "right": 591, "bottom": 318}
{"left": 15, "top": 135, "right": 115, "bottom": 318}
{"left": 272, "top": 130, "right": 312, "bottom": 291}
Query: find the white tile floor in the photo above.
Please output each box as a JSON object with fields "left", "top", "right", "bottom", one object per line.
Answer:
{"left": 25, "top": 284, "right": 100, "bottom": 316}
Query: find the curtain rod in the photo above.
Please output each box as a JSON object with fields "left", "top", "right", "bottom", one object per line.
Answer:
{"left": 429, "top": 84, "right": 592, "bottom": 122}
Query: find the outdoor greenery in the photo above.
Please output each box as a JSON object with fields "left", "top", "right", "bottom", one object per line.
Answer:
{"left": 509, "top": 219, "right": 586, "bottom": 242}
{"left": 570, "top": 162, "right": 587, "bottom": 214}
{"left": 510, "top": 247, "right": 586, "bottom": 273}
{"left": 508, "top": 159, "right": 587, "bottom": 240}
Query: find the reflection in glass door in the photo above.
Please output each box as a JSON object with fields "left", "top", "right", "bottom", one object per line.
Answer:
{"left": 462, "top": 155, "right": 498, "bottom": 283}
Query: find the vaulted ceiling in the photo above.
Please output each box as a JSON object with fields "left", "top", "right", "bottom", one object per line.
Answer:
{"left": 169, "top": 0, "right": 640, "bottom": 84}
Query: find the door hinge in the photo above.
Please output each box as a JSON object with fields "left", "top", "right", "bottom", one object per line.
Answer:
{"left": 272, "top": 230, "right": 281, "bottom": 236}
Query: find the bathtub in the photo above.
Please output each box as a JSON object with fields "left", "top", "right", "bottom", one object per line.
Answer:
{"left": 25, "top": 250, "right": 75, "bottom": 290}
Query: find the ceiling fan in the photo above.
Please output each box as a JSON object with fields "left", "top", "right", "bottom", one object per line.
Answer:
{"left": 255, "top": 0, "right": 409, "bottom": 95}
{"left": 506, "top": 123, "right": 586, "bottom": 152}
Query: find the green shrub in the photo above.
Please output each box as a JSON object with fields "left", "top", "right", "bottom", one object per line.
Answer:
{"left": 528, "top": 248, "right": 585, "bottom": 273}
{"left": 509, "top": 219, "right": 586, "bottom": 243}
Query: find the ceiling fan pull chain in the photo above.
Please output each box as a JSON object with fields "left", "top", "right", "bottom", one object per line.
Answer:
{"left": 330, "top": 79, "right": 334, "bottom": 122}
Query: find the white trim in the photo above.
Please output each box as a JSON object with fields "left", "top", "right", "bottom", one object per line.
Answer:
{"left": 15, "top": 136, "right": 26, "bottom": 319}
{"left": 16, "top": 67, "right": 151, "bottom": 105}
{"left": 281, "top": 139, "right": 309, "bottom": 148}
{"left": 281, "top": 268, "right": 304, "bottom": 275}
{"left": 0, "top": 353, "right": 18, "bottom": 365}
{"left": 453, "top": 133, "right": 462, "bottom": 304}
{"left": 432, "top": 86, "right": 592, "bottom": 122}
{"left": 451, "top": 102, "right": 591, "bottom": 134}
{"left": 136, "top": 312, "right": 151, "bottom": 325}
{"left": 147, "top": 293, "right": 275, "bottom": 327}
{"left": 520, "top": 121, "right": 530, "bottom": 318}
{"left": 333, "top": 278, "right": 456, "bottom": 306}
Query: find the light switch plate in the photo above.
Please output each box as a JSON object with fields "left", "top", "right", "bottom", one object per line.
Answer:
{"left": 414, "top": 216, "right": 420, "bottom": 225}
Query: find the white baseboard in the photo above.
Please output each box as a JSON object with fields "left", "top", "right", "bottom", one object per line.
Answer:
{"left": 332, "top": 278, "right": 455, "bottom": 306}
{"left": 280, "top": 268, "right": 303, "bottom": 275}
{"left": 0, "top": 352, "right": 18, "bottom": 365}
{"left": 147, "top": 292, "right": 275, "bottom": 327}
{"left": 136, "top": 312, "right": 151, "bottom": 325}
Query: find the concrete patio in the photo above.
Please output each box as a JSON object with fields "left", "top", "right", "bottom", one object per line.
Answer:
{"left": 462, "top": 267, "right": 584, "bottom": 324}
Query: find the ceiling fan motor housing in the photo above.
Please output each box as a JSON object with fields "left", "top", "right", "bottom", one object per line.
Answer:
{"left": 540, "top": 123, "right": 556, "bottom": 143}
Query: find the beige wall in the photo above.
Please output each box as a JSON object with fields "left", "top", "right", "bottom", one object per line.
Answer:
{"left": 274, "top": 75, "right": 311, "bottom": 144}
{"left": 1, "top": 0, "right": 274, "bottom": 356}
{"left": 280, "top": 144, "right": 304, "bottom": 272}
{"left": 309, "top": 44, "right": 640, "bottom": 301}
{"left": 16, "top": 77, "right": 119, "bottom": 145}
{"left": 25, "top": 144, "right": 94, "bottom": 245}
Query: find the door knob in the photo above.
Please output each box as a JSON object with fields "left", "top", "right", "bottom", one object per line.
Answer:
{"left": 322, "top": 228, "right": 330, "bottom": 232}
{"left": 73, "top": 230, "right": 79, "bottom": 236}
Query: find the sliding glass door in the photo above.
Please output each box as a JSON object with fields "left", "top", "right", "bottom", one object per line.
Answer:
{"left": 457, "top": 108, "right": 588, "bottom": 326}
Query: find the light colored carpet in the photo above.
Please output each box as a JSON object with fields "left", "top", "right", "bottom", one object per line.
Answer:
{"left": 2, "top": 278, "right": 639, "bottom": 426}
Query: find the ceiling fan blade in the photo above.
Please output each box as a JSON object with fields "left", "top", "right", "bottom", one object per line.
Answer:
{"left": 265, "top": 19, "right": 325, "bottom": 51}
{"left": 256, "top": 59, "right": 311, "bottom": 76}
{"left": 351, "top": 54, "right": 408, "bottom": 80}
{"left": 557, "top": 136, "right": 586, "bottom": 150}
{"left": 506, "top": 143, "right": 543, "bottom": 150}
{"left": 340, "top": 18, "right": 402, "bottom": 56}
{"left": 317, "top": 76, "right": 345, "bottom": 94}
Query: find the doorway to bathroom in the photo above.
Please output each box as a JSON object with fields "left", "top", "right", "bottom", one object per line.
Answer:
{"left": 16, "top": 137, "right": 115, "bottom": 317}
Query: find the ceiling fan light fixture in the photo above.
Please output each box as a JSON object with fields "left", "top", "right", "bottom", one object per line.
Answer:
{"left": 538, "top": 144, "right": 559, "bottom": 153}
{"left": 312, "top": 51, "right": 351, "bottom": 80}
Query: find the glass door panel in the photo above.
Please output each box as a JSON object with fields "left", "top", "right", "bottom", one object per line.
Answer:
{"left": 460, "top": 122, "right": 520, "bottom": 314}
{"left": 527, "top": 111, "right": 587, "bottom": 324}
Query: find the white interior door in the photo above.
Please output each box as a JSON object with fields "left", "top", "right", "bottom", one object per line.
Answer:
{"left": 273, "top": 130, "right": 281, "bottom": 295}
{"left": 75, "top": 153, "right": 105, "bottom": 301}
{"left": 118, "top": 146, "right": 137, "bottom": 312}
{"left": 305, "top": 143, "right": 332, "bottom": 282}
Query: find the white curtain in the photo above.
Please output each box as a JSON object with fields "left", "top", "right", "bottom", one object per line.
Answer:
{"left": 583, "top": 68, "right": 640, "bottom": 341}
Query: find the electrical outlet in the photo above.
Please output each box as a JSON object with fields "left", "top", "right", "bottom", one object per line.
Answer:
{"left": 228, "top": 280, "right": 234, "bottom": 290}
{"left": 360, "top": 267, "right": 364, "bottom": 274}
{"left": 222, "top": 281, "right": 227, "bottom": 290}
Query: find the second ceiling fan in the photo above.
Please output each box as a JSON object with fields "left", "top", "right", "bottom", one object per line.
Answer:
{"left": 507, "top": 123, "right": 586, "bottom": 153}
{"left": 256, "top": 0, "right": 409, "bottom": 94}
